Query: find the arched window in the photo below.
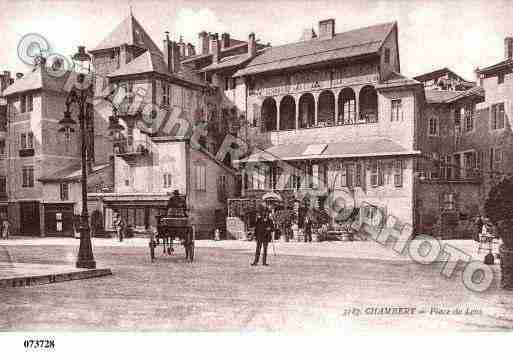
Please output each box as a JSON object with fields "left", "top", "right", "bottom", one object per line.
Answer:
{"left": 298, "top": 93, "right": 315, "bottom": 129}
{"left": 359, "top": 85, "right": 378, "bottom": 123}
{"left": 261, "top": 97, "right": 277, "bottom": 132}
{"left": 317, "top": 90, "right": 335, "bottom": 126}
{"left": 279, "top": 95, "right": 296, "bottom": 130}
{"left": 338, "top": 88, "right": 356, "bottom": 125}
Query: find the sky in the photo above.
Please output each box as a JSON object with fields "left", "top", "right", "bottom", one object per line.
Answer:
{"left": 1, "top": 0, "right": 513, "bottom": 81}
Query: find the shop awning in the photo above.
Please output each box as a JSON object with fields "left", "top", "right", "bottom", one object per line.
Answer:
{"left": 236, "top": 138, "right": 420, "bottom": 163}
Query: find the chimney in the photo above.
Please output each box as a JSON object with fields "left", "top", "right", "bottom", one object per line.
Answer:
{"left": 505, "top": 37, "right": 513, "bottom": 60}
{"left": 212, "top": 38, "right": 221, "bottom": 63}
{"left": 170, "top": 41, "right": 181, "bottom": 73}
{"left": 318, "top": 19, "right": 335, "bottom": 40}
{"left": 186, "top": 43, "right": 196, "bottom": 57}
{"left": 209, "top": 33, "right": 219, "bottom": 53}
{"left": 198, "top": 31, "right": 209, "bottom": 55}
{"left": 163, "top": 32, "right": 180, "bottom": 73}
{"left": 221, "top": 32, "right": 230, "bottom": 49}
{"left": 300, "top": 28, "right": 317, "bottom": 41}
{"left": 16, "top": 72, "right": 24, "bottom": 80}
{"left": 248, "top": 33, "right": 256, "bottom": 57}
{"left": 177, "top": 36, "right": 186, "bottom": 59}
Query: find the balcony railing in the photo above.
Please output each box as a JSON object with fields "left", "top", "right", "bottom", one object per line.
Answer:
{"left": 113, "top": 139, "right": 151, "bottom": 157}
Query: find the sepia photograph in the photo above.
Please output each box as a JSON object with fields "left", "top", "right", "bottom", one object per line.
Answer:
{"left": 1, "top": 0, "right": 513, "bottom": 355}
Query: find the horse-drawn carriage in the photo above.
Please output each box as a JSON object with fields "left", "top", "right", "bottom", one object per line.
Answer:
{"left": 152, "top": 190, "right": 195, "bottom": 262}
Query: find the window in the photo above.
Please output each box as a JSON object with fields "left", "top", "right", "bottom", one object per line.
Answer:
{"left": 445, "top": 155, "right": 452, "bottom": 180}
{"left": 442, "top": 193, "right": 456, "bottom": 211}
{"left": 27, "top": 93, "right": 33, "bottom": 112}
{"left": 491, "top": 103, "right": 505, "bottom": 130}
{"left": 430, "top": 153, "right": 440, "bottom": 179}
{"left": 464, "top": 152, "right": 477, "bottom": 178}
{"left": 339, "top": 162, "right": 347, "bottom": 187}
{"left": 195, "top": 165, "right": 206, "bottom": 191}
{"left": 346, "top": 163, "right": 354, "bottom": 188}
{"left": 0, "top": 176, "right": 6, "bottom": 196}
{"left": 20, "top": 131, "right": 33, "bottom": 149}
{"left": 378, "top": 161, "right": 384, "bottom": 186}
{"left": 370, "top": 161, "right": 378, "bottom": 187}
{"left": 394, "top": 160, "right": 403, "bottom": 187}
{"left": 465, "top": 104, "right": 474, "bottom": 132}
{"left": 355, "top": 162, "right": 362, "bottom": 187}
{"left": 0, "top": 139, "right": 5, "bottom": 155}
{"left": 391, "top": 99, "right": 402, "bottom": 122}
{"left": 498, "top": 73, "right": 505, "bottom": 84}
{"left": 20, "top": 95, "right": 26, "bottom": 113}
{"left": 311, "top": 164, "right": 319, "bottom": 189}
{"left": 384, "top": 48, "right": 391, "bottom": 64}
{"left": 163, "top": 173, "right": 172, "bottom": 188}
{"left": 428, "top": 117, "right": 439, "bottom": 136}
{"left": 217, "top": 175, "right": 227, "bottom": 201}
{"left": 22, "top": 166, "right": 34, "bottom": 187}
{"left": 60, "top": 182, "right": 69, "bottom": 201}
{"left": 161, "top": 82, "right": 170, "bottom": 107}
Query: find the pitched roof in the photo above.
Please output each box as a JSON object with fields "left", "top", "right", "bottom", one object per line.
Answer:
{"left": 107, "top": 50, "right": 206, "bottom": 87}
{"left": 476, "top": 59, "right": 513, "bottom": 75}
{"left": 39, "top": 163, "right": 111, "bottom": 183}
{"left": 2, "top": 65, "right": 75, "bottom": 97}
{"left": 237, "top": 137, "right": 419, "bottom": 163}
{"left": 414, "top": 67, "right": 470, "bottom": 83}
{"left": 425, "top": 86, "right": 484, "bottom": 104}
{"left": 91, "top": 14, "right": 162, "bottom": 55}
{"left": 234, "top": 22, "right": 396, "bottom": 77}
{"left": 201, "top": 53, "right": 251, "bottom": 72}
{"left": 376, "top": 71, "right": 421, "bottom": 90}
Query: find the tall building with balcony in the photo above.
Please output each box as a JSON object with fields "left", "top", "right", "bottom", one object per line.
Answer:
{"left": 87, "top": 14, "right": 238, "bottom": 238}
{"left": 0, "top": 71, "right": 14, "bottom": 218}
{"left": 1, "top": 61, "right": 111, "bottom": 236}
{"left": 227, "top": 20, "right": 425, "bottom": 236}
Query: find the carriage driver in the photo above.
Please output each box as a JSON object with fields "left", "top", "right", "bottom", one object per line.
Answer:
{"left": 167, "top": 189, "right": 187, "bottom": 217}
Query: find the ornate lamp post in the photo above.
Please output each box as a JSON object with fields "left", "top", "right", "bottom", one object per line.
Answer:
{"left": 58, "top": 46, "right": 96, "bottom": 269}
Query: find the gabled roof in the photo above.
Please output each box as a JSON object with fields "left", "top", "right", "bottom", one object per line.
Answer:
{"left": 237, "top": 137, "right": 419, "bottom": 163}
{"left": 234, "top": 22, "right": 396, "bottom": 77}
{"left": 107, "top": 50, "right": 206, "bottom": 87}
{"left": 39, "top": 163, "right": 111, "bottom": 183}
{"left": 425, "top": 86, "right": 484, "bottom": 104}
{"left": 2, "top": 65, "right": 74, "bottom": 97}
{"left": 91, "top": 14, "right": 162, "bottom": 55}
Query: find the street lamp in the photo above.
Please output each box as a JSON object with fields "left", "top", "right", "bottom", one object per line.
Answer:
{"left": 58, "top": 46, "right": 95, "bottom": 269}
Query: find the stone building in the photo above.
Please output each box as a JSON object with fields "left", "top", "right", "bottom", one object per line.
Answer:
{"left": 87, "top": 14, "right": 238, "bottom": 238}
{"left": 226, "top": 20, "right": 425, "bottom": 237}
{"left": 1, "top": 62, "right": 110, "bottom": 236}
{"left": 0, "top": 71, "right": 14, "bottom": 219}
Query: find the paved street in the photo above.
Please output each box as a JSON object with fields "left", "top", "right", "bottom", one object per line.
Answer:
{"left": 0, "top": 237, "right": 511, "bottom": 331}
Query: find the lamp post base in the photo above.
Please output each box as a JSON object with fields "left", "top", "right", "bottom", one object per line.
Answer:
{"left": 76, "top": 259, "right": 96, "bottom": 269}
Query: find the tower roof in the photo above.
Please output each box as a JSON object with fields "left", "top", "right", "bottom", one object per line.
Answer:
{"left": 91, "top": 14, "right": 162, "bottom": 55}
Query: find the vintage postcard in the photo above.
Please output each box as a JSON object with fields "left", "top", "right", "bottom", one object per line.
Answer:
{"left": 0, "top": 0, "right": 512, "bottom": 355}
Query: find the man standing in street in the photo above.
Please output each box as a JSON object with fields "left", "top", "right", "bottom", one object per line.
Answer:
{"left": 251, "top": 210, "right": 274, "bottom": 266}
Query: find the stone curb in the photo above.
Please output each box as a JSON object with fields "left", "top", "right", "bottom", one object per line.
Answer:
{"left": 0, "top": 268, "right": 112, "bottom": 288}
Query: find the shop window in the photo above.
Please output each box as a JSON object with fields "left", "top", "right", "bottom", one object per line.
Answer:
{"left": 394, "top": 160, "right": 403, "bottom": 187}
{"left": 346, "top": 163, "right": 354, "bottom": 188}
{"left": 391, "top": 99, "right": 402, "bottom": 122}
{"left": 22, "top": 166, "right": 34, "bottom": 187}
{"left": 60, "top": 182, "right": 69, "bottom": 201}
{"left": 135, "top": 208, "right": 145, "bottom": 228}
